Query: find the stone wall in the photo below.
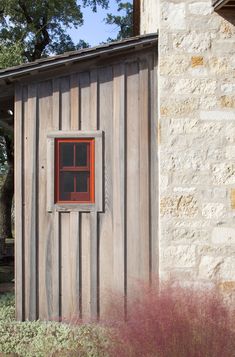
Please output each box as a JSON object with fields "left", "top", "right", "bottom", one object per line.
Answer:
{"left": 140, "top": 0, "right": 159, "bottom": 34}
{"left": 159, "top": 0, "right": 235, "bottom": 294}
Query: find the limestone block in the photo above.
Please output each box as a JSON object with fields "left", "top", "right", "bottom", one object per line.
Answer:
{"left": 172, "top": 171, "right": 211, "bottom": 186}
{"left": 220, "top": 20, "right": 235, "bottom": 38}
{"left": 200, "top": 122, "right": 224, "bottom": 135}
{"left": 212, "top": 163, "right": 235, "bottom": 185}
{"left": 198, "top": 256, "right": 224, "bottom": 279}
{"left": 160, "top": 56, "right": 190, "bottom": 75}
{"left": 161, "top": 245, "right": 197, "bottom": 268}
{"left": 160, "top": 194, "right": 198, "bottom": 217}
{"left": 170, "top": 227, "right": 210, "bottom": 243}
{"left": 188, "top": 2, "right": 212, "bottom": 16}
{"left": 225, "top": 125, "right": 235, "bottom": 142}
{"left": 221, "top": 83, "right": 235, "bottom": 94}
{"left": 173, "top": 32, "right": 212, "bottom": 53}
{"left": 190, "top": 67, "right": 209, "bottom": 77}
{"left": 213, "top": 40, "right": 235, "bottom": 54}
{"left": 188, "top": 15, "right": 220, "bottom": 32}
{"left": 191, "top": 56, "right": 204, "bottom": 67}
{"left": 225, "top": 146, "right": 235, "bottom": 160}
{"left": 212, "top": 188, "right": 227, "bottom": 200}
{"left": 231, "top": 189, "right": 235, "bottom": 209}
{"left": 200, "top": 111, "right": 235, "bottom": 121}
{"left": 161, "top": 2, "right": 186, "bottom": 30}
{"left": 218, "top": 281, "right": 235, "bottom": 293}
{"left": 169, "top": 118, "right": 199, "bottom": 134}
{"left": 208, "top": 57, "right": 229, "bottom": 74}
{"left": 199, "top": 96, "right": 217, "bottom": 109}
{"left": 173, "top": 79, "right": 216, "bottom": 95}
{"left": 160, "top": 175, "right": 169, "bottom": 192}
{"left": 220, "top": 96, "right": 235, "bottom": 109}
{"left": 212, "top": 227, "right": 235, "bottom": 245}
{"left": 218, "top": 257, "right": 235, "bottom": 280}
{"left": 160, "top": 98, "right": 199, "bottom": 117}
{"left": 159, "top": 33, "right": 170, "bottom": 54}
{"left": 202, "top": 203, "right": 226, "bottom": 219}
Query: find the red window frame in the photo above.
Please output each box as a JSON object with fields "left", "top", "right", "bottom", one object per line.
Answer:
{"left": 55, "top": 138, "right": 95, "bottom": 204}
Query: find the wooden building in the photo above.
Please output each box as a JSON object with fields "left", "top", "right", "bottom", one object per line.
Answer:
{"left": 0, "top": 34, "right": 158, "bottom": 321}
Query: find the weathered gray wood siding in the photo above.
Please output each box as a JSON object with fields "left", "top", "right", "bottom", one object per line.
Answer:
{"left": 15, "top": 49, "right": 158, "bottom": 321}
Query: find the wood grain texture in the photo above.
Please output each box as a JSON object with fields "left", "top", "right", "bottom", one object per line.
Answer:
{"left": 139, "top": 59, "right": 150, "bottom": 282}
{"left": 46, "top": 138, "right": 54, "bottom": 212}
{"left": 99, "top": 66, "right": 114, "bottom": 318}
{"left": 14, "top": 85, "right": 24, "bottom": 321}
{"left": 81, "top": 212, "right": 91, "bottom": 319}
{"left": 112, "top": 64, "right": 125, "bottom": 301}
{"left": 150, "top": 53, "right": 159, "bottom": 284}
{"left": 38, "top": 81, "right": 54, "bottom": 320}
{"left": 14, "top": 49, "right": 159, "bottom": 321}
{"left": 24, "top": 83, "right": 37, "bottom": 320}
{"left": 126, "top": 62, "right": 141, "bottom": 298}
{"left": 61, "top": 77, "right": 71, "bottom": 130}
{"left": 70, "top": 73, "right": 79, "bottom": 130}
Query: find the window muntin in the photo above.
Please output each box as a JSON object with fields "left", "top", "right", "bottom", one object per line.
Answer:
{"left": 55, "top": 138, "right": 95, "bottom": 203}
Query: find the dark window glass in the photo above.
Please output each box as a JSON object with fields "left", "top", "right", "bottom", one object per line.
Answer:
{"left": 55, "top": 138, "right": 94, "bottom": 203}
{"left": 76, "top": 172, "right": 89, "bottom": 192}
{"left": 59, "top": 172, "right": 74, "bottom": 200}
{"left": 60, "top": 143, "right": 74, "bottom": 167}
{"left": 76, "top": 143, "right": 88, "bottom": 167}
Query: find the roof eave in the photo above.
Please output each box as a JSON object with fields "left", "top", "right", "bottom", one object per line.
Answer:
{"left": 213, "top": 0, "right": 235, "bottom": 10}
{"left": 0, "top": 33, "right": 158, "bottom": 84}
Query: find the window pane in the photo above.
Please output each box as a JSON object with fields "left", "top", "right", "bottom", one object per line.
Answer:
{"left": 76, "top": 143, "right": 88, "bottom": 167}
{"left": 60, "top": 143, "right": 74, "bottom": 167}
{"left": 76, "top": 172, "right": 89, "bottom": 192}
{"left": 59, "top": 172, "right": 74, "bottom": 200}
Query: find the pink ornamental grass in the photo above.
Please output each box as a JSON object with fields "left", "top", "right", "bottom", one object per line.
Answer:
{"left": 107, "top": 283, "right": 235, "bottom": 357}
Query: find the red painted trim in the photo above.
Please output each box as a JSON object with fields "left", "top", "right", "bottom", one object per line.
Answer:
{"left": 55, "top": 138, "right": 95, "bottom": 204}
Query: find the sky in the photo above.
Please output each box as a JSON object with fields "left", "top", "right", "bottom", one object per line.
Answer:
{"left": 68, "top": 1, "right": 131, "bottom": 47}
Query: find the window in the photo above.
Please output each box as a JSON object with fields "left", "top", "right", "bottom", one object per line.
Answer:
{"left": 55, "top": 138, "right": 95, "bottom": 203}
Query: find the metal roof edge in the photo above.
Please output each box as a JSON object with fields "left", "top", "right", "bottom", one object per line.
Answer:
{"left": 213, "top": 0, "right": 232, "bottom": 9}
{"left": 0, "top": 33, "right": 158, "bottom": 82}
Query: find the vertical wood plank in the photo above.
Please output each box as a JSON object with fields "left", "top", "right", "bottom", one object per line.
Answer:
{"left": 70, "top": 73, "right": 79, "bottom": 130}
{"left": 38, "top": 81, "right": 55, "bottom": 320}
{"left": 61, "top": 77, "right": 71, "bottom": 130}
{"left": 90, "top": 69, "right": 98, "bottom": 129}
{"left": 60, "top": 75, "right": 73, "bottom": 320}
{"left": 14, "top": 85, "right": 24, "bottom": 321}
{"left": 24, "top": 84, "right": 37, "bottom": 320}
{"left": 70, "top": 73, "right": 81, "bottom": 319}
{"left": 79, "top": 70, "right": 99, "bottom": 320}
{"left": 80, "top": 71, "right": 92, "bottom": 319}
{"left": 99, "top": 66, "right": 114, "bottom": 318}
{"left": 90, "top": 212, "right": 98, "bottom": 319}
{"left": 126, "top": 62, "right": 140, "bottom": 298}
{"left": 150, "top": 53, "right": 159, "bottom": 284}
{"left": 112, "top": 64, "right": 125, "bottom": 303}
{"left": 60, "top": 212, "right": 80, "bottom": 319}
{"left": 53, "top": 78, "right": 60, "bottom": 129}
{"left": 50, "top": 78, "right": 61, "bottom": 319}
{"left": 139, "top": 60, "right": 150, "bottom": 282}
{"left": 89, "top": 69, "right": 99, "bottom": 319}
{"left": 81, "top": 213, "right": 91, "bottom": 319}
{"left": 60, "top": 212, "right": 71, "bottom": 319}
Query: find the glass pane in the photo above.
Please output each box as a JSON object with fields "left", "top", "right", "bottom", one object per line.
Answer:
{"left": 59, "top": 172, "right": 74, "bottom": 200}
{"left": 76, "top": 172, "right": 89, "bottom": 192}
{"left": 75, "top": 143, "right": 88, "bottom": 167}
{"left": 60, "top": 143, "right": 74, "bottom": 167}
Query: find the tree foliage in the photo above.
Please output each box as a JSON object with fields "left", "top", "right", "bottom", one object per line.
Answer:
{"left": 0, "top": 0, "right": 109, "bottom": 63}
{"left": 105, "top": 0, "right": 133, "bottom": 41}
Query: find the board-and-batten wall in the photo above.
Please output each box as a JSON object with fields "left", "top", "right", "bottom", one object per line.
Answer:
{"left": 14, "top": 50, "right": 158, "bottom": 321}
